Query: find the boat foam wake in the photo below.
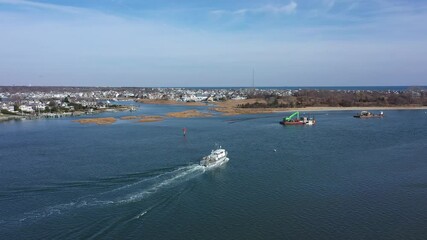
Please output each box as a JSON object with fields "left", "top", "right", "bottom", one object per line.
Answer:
{"left": 115, "top": 164, "right": 205, "bottom": 204}
{"left": 3, "top": 164, "right": 205, "bottom": 225}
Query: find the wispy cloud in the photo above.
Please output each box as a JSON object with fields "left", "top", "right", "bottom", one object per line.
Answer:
{"left": 323, "top": 0, "right": 335, "bottom": 10}
{"left": 0, "top": 0, "right": 85, "bottom": 14}
{"left": 211, "top": 1, "right": 297, "bottom": 16}
{"left": 0, "top": 0, "right": 426, "bottom": 86}
{"left": 258, "top": 3, "right": 298, "bottom": 14}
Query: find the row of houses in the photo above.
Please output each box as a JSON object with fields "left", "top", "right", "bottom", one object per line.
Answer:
{"left": 139, "top": 88, "right": 249, "bottom": 102}
{"left": 1, "top": 88, "right": 301, "bottom": 112}
{"left": 1, "top": 102, "right": 45, "bottom": 113}
{"left": 0, "top": 98, "right": 109, "bottom": 114}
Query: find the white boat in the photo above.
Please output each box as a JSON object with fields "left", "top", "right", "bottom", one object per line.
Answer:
{"left": 302, "top": 116, "right": 316, "bottom": 125}
{"left": 200, "top": 148, "right": 229, "bottom": 168}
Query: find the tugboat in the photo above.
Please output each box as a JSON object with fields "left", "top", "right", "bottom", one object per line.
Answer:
{"left": 280, "top": 112, "right": 316, "bottom": 125}
{"left": 200, "top": 147, "right": 229, "bottom": 168}
{"left": 354, "top": 111, "right": 384, "bottom": 118}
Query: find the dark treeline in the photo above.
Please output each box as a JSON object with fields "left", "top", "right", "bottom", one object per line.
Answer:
{"left": 240, "top": 89, "right": 427, "bottom": 108}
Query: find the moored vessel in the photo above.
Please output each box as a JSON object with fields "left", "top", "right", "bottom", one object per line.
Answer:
{"left": 354, "top": 111, "right": 384, "bottom": 118}
{"left": 280, "top": 112, "right": 316, "bottom": 125}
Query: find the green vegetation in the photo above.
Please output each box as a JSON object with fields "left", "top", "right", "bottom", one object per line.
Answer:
{"left": 240, "top": 90, "right": 427, "bottom": 108}
{"left": 67, "top": 102, "right": 86, "bottom": 111}
{"left": 1, "top": 109, "right": 17, "bottom": 115}
{"left": 239, "top": 100, "right": 289, "bottom": 108}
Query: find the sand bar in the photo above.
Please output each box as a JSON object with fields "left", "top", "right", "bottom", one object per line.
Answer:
{"left": 120, "top": 116, "right": 139, "bottom": 120}
{"left": 139, "top": 116, "right": 164, "bottom": 122}
{"left": 166, "top": 110, "right": 212, "bottom": 118}
{"left": 73, "top": 117, "right": 116, "bottom": 125}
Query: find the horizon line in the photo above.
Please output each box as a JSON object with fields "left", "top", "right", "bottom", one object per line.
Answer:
{"left": 1, "top": 85, "right": 426, "bottom": 88}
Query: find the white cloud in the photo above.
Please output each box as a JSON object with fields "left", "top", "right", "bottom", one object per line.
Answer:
{"left": 323, "top": 0, "right": 335, "bottom": 10}
{"left": 0, "top": 0, "right": 85, "bottom": 14}
{"left": 0, "top": 0, "right": 426, "bottom": 86}
{"left": 258, "top": 2, "right": 298, "bottom": 14}
{"left": 211, "top": 1, "right": 297, "bottom": 16}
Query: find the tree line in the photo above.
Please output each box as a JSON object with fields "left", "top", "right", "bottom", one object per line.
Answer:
{"left": 239, "top": 90, "right": 427, "bottom": 108}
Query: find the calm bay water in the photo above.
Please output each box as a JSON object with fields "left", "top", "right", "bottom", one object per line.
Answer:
{"left": 1, "top": 104, "right": 426, "bottom": 239}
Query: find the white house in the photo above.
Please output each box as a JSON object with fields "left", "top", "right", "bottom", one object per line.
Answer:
{"left": 19, "top": 105, "right": 34, "bottom": 113}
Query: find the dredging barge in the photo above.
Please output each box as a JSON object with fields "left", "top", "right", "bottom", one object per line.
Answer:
{"left": 280, "top": 111, "right": 316, "bottom": 125}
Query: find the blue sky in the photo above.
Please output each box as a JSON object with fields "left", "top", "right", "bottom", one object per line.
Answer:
{"left": 0, "top": 0, "right": 426, "bottom": 87}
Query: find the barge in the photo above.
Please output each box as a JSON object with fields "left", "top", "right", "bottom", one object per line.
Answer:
{"left": 280, "top": 112, "right": 316, "bottom": 125}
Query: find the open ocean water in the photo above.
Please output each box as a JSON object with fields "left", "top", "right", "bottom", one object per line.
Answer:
{"left": 180, "top": 86, "right": 426, "bottom": 91}
{"left": 0, "top": 104, "right": 426, "bottom": 239}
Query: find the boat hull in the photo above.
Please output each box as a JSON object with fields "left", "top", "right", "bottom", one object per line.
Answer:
{"left": 305, "top": 120, "right": 316, "bottom": 125}
{"left": 201, "top": 157, "right": 229, "bottom": 168}
{"left": 280, "top": 121, "right": 304, "bottom": 125}
{"left": 354, "top": 115, "right": 384, "bottom": 118}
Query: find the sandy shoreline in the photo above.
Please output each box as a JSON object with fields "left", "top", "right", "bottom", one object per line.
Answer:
{"left": 273, "top": 106, "right": 427, "bottom": 113}
{"left": 138, "top": 98, "right": 426, "bottom": 115}
{"left": 138, "top": 99, "right": 427, "bottom": 115}
{"left": 214, "top": 105, "right": 427, "bottom": 115}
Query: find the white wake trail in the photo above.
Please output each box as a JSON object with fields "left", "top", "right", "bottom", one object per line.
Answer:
{"left": 117, "top": 164, "right": 205, "bottom": 204}
{"left": 10, "top": 164, "right": 205, "bottom": 224}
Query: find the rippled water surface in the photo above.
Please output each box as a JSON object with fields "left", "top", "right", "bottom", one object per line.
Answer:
{"left": 1, "top": 104, "right": 426, "bottom": 239}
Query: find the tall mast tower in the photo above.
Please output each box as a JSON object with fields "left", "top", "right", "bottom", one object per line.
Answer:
{"left": 252, "top": 68, "right": 255, "bottom": 89}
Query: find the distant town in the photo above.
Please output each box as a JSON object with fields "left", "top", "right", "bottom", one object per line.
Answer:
{"left": 1, "top": 86, "right": 426, "bottom": 122}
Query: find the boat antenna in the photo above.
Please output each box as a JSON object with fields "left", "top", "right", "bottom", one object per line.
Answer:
{"left": 252, "top": 68, "right": 255, "bottom": 89}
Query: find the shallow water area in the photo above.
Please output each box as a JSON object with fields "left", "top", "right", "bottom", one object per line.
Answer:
{"left": 0, "top": 104, "right": 426, "bottom": 239}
